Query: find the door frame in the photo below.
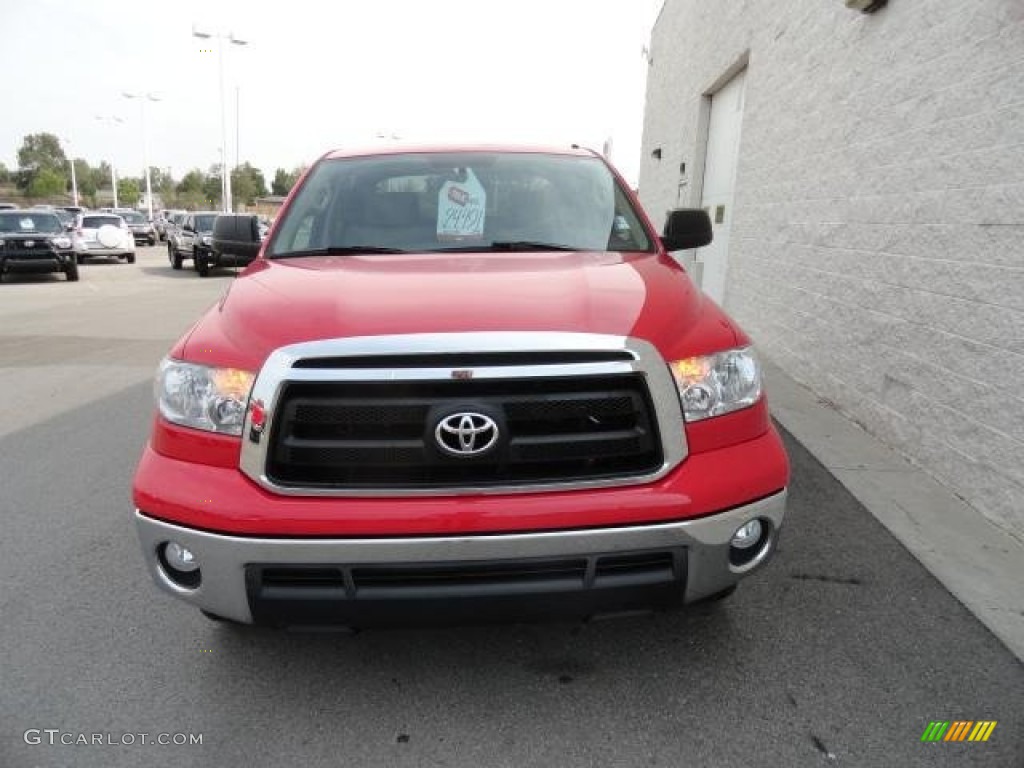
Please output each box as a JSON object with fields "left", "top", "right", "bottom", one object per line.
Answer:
{"left": 690, "top": 51, "right": 749, "bottom": 209}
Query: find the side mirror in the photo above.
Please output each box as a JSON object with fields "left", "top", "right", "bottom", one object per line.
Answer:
{"left": 661, "top": 208, "right": 712, "bottom": 251}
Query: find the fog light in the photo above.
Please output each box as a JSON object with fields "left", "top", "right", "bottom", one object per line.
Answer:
{"left": 730, "top": 519, "right": 763, "bottom": 550}
{"left": 158, "top": 541, "right": 201, "bottom": 589}
{"left": 165, "top": 541, "right": 199, "bottom": 572}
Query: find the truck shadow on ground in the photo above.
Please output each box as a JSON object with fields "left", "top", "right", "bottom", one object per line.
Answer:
{"left": 138, "top": 265, "right": 243, "bottom": 279}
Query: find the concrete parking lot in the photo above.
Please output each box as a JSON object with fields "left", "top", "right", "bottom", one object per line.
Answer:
{"left": 1, "top": 245, "right": 1021, "bottom": 768}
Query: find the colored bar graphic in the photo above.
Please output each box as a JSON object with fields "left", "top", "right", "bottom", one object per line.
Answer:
{"left": 922, "top": 721, "right": 996, "bottom": 743}
{"left": 921, "top": 722, "right": 949, "bottom": 742}
{"left": 945, "top": 721, "right": 972, "bottom": 741}
{"left": 970, "top": 722, "right": 997, "bottom": 742}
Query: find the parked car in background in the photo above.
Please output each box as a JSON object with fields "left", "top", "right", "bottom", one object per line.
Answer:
{"left": 53, "top": 209, "right": 76, "bottom": 229}
{"left": 206, "top": 214, "right": 264, "bottom": 276}
{"left": 0, "top": 203, "right": 18, "bottom": 211}
{"left": 155, "top": 209, "right": 186, "bottom": 241}
{"left": 0, "top": 209, "right": 78, "bottom": 282}
{"left": 120, "top": 210, "right": 158, "bottom": 246}
{"left": 164, "top": 212, "right": 189, "bottom": 266}
{"left": 76, "top": 212, "right": 136, "bottom": 263}
{"left": 168, "top": 211, "right": 217, "bottom": 272}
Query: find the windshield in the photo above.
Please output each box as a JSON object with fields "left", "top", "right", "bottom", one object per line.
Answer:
{"left": 82, "top": 215, "right": 124, "bottom": 229}
{"left": 194, "top": 215, "right": 217, "bottom": 231}
{"left": 0, "top": 212, "right": 63, "bottom": 234}
{"left": 121, "top": 211, "right": 146, "bottom": 224}
{"left": 267, "top": 152, "right": 652, "bottom": 257}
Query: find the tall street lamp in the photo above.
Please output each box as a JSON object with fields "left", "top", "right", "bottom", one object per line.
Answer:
{"left": 94, "top": 115, "right": 125, "bottom": 208}
{"left": 192, "top": 25, "right": 248, "bottom": 212}
{"left": 62, "top": 136, "right": 79, "bottom": 206}
{"left": 122, "top": 91, "right": 161, "bottom": 219}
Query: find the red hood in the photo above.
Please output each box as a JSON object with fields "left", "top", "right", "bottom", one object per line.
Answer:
{"left": 178, "top": 252, "right": 740, "bottom": 370}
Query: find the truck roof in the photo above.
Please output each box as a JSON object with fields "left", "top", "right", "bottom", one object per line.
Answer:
{"left": 323, "top": 144, "right": 601, "bottom": 161}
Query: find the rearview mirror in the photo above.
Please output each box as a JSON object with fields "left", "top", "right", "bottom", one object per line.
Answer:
{"left": 661, "top": 208, "right": 712, "bottom": 251}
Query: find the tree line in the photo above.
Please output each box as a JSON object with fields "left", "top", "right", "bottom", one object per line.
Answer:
{"left": 0, "top": 132, "right": 306, "bottom": 210}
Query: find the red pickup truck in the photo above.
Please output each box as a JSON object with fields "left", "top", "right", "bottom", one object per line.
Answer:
{"left": 132, "top": 145, "right": 789, "bottom": 628}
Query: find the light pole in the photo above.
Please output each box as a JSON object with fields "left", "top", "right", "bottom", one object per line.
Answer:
{"left": 122, "top": 91, "right": 161, "bottom": 219}
{"left": 94, "top": 115, "right": 125, "bottom": 208}
{"left": 62, "top": 137, "right": 79, "bottom": 206}
{"left": 192, "top": 25, "right": 248, "bottom": 212}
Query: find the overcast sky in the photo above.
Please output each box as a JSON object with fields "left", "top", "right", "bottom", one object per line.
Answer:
{"left": 0, "top": 0, "right": 663, "bottom": 186}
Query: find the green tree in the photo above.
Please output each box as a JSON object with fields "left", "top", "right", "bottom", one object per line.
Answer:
{"left": 16, "top": 132, "right": 68, "bottom": 190}
{"left": 176, "top": 168, "right": 207, "bottom": 209}
{"left": 202, "top": 165, "right": 223, "bottom": 208}
{"left": 151, "top": 167, "right": 176, "bottom": 205}
{"left": 94, "top": 162, "right": 112, "bottom": 190}
{"left": 118, "top": 178, "right": 141, "bottom": 206}
{"left": 0, "top": 162, "right": 9, "bottom": 184}
{"left": 231, "top": 162, "right": 268, "bottom": 206}
{"left": 177, "top": 169, "right": 205, "bottom": 195}
{"left": 28, "top": 167, "right": 66, "bottom": 198}
{"left": 271, "top": 167, "right": 300, "bottom": 196}
{"left": 203, "top": 175, "right": 222, "bottom": 209}
{"left": 72, "top": 158, "right": 97, "bottom": 201}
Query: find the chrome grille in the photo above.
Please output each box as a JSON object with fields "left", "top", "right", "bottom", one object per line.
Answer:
{"left": 238, "top": 332, "right": 688, "bottom": 496}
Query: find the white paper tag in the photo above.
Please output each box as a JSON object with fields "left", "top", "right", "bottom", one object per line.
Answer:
{"left": 437, "top": 169, "right": 486, "bottom": 241}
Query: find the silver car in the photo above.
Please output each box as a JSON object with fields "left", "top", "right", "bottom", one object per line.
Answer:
{"left": 76, "top": 213, "right": 136, "bottom": 264}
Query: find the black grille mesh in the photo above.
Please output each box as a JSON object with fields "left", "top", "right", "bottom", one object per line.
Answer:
{"left": 266, "top": 373, "right": 662, "bottom": 489}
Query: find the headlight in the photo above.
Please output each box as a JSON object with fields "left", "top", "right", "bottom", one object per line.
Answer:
{"left": 669, "top": 346, "right": 762, "bottom": 422}
{"left": 0, "top": 239, "right": 5, "bottom": 247}
{"left": 156, "top": 358, "right": 256, "bottom": 435}
{"left": 201, "top": 235, "right": 212, "bottom": 245}
{"left": 52, "top": 236, "right": 72, "bottom": 249}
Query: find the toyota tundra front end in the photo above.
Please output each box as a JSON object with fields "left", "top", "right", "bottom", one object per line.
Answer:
{"left": 132, "top": 146, "right": 789, "bottom": 628}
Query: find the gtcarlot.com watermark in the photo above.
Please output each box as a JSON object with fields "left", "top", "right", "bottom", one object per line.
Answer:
{"left": 24, "top": 729, "right": 203, "bottom": 747}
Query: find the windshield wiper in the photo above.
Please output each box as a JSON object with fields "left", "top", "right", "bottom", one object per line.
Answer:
{"left": 271, "top": 246, "right": 408, "bottom": 259}
{"left": 433, "top": 241, "right": 582, "bottom": 253}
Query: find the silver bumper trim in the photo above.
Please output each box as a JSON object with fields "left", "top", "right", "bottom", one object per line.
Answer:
{"left": 135, "top": 489, "right": 786, "bottom": 624}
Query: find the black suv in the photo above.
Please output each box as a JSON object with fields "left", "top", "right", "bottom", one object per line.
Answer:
{"left": 207, "top": 214, "right": 263, "bottom": 276}
{"left": 0, "top": 209, "right": 79, "bottom": 282}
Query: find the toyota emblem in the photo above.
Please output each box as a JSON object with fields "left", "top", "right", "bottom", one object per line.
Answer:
{"left": 435, "top": 412, "right": 499, "bottom": 457}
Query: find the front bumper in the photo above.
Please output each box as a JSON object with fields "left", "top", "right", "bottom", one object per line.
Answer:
{"left": 210, "top": 252, "right": 256, "bottom": 268}
{"left": 0, "top": 250, "right": 75, "bottom": 273}
{"left": 135, "top": 490, "right": 785, "bottom": 627}
{"left": 78, "top": 242, "right": 133, "bottom": 257}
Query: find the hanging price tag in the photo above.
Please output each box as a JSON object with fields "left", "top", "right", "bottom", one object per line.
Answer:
{"left": 437, "top": 169, "right": 486, "bottom": 241}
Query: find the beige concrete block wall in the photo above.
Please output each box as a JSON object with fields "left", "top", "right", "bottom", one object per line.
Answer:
{"left": 639, "top": 0, "right": 1024, "bottom": 541}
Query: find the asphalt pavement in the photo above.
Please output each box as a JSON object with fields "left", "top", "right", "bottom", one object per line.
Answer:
{"left": 1, "top": 246, "right": 1021, "bottom": 767}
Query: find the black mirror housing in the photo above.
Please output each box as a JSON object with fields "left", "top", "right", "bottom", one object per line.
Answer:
{"left": 661, "top": 208, "right": 712, "bottom": 251}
